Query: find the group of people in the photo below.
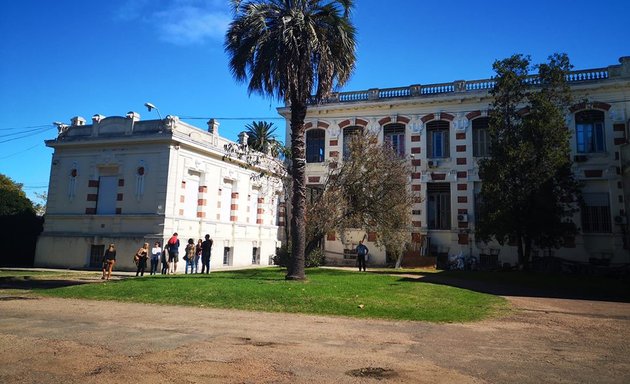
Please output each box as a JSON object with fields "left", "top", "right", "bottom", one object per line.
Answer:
{"left": 101, "top": 232, "right": 214, "bottom": 279}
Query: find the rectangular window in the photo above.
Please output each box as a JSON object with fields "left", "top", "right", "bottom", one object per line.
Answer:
{"left": 472, "top": 117, "right": 489, "bottom": 157}
{"left": 427, "top": 183, "right": 451, "bottom": 230}
{"left": 576, "top": 122, "right": 605, "bottom": 153}
{"left": 581, "top": 193, "right": 611, "bottom": 233}
{"left": 384, "top": 124, "right": 405, "bottom": 157}
{"left": 223, "top": 246, "right": 232, "bottom": 265}
{"left": 427, "top": 121, "right": 450, "bottom": 158}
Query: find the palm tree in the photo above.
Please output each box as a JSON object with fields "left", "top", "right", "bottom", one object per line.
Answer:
{"left": 245, "top": 120, "right": 278, "bottom": 156}
{"left": 225, "top": 0, "right": 356, "bottom": 280}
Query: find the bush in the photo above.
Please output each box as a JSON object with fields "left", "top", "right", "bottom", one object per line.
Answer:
{"left": 272, "top": 245, "right": 326, "bottom": 268}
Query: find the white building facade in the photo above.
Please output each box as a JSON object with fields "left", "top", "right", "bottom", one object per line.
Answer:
{"left": 281, "top": 56, "right": 630, "bottom": 268}
{"left": 35, "top": 113, "right": 283, "bottom": 271}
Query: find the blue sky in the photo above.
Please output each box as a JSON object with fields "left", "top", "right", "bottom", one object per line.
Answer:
{"left": 1, "top": 0, "right": 628, "bottom": 204}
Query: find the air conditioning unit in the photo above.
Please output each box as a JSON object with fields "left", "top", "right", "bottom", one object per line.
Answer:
{"left": 574, "top": 155, "right": 588, "bottom": 163}
{"left": 457, "top": 214, "right": 468, "bottom": 222}
{"left": 428, "top": 160, "right": 439, "bottom": 168}
{"left": 614, "top": 215, "right": 628, "bottom": 225}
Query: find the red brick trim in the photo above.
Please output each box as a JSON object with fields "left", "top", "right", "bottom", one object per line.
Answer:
{"left": 115, "top": 208, "right": 122, "bottom": 215}
{"left": 458, "top": 222, "right": 469, "bottom": 229}
{"left": 118, "top": 179, "right": 125, "bottom": 187}
{"left": 231, "top": 192, "right": 239, "bottom": 198}
{"left": 411, "top": 159, "right": 421, "bottom": 166}
{"left": 378, "top": 117, "right": 391, "bottom": 125}
{"left": 466, "top": 111, "right": 481, "bottom": 120}
{"left": 88, "top": 180, "right": 99, "bottom": 188}
{"left": 256, "top": 218, "right": 263, "bottom": 224}
{"left": 570, "top": 101, "right": 612, "bottom": 112}
{"left": 230, "top": 204, "right": 238, "bottom": 210}
{"left": 411, "top": 135, "right": 421, "bottom": 142}
{"left": 230, "top": 215, "right": 237, "bottom": 222}
{"left": 410, "top": 147, "right": 421, "bottom": 154}
{"left": 117, "top": 193, "right": 123, "bottom": 201}
{"left": 456, "top": 158, "right": 467, "bottom": 165}
{"left": 458, "top": 233, "right": 469, "bottom": 245}
{"left": 397, "top": 116, "right": 410, "bottom": 124}
{"left": 584, "top": 170, "right": 603, "bottom": 178}
{"left": 338, "top": 120, "right": 350, "bottom": 128}
{"left": 308, "top": 176, "right": 321, "bottom": 183}
{"left": 327, "top": 232, "right": 336, "bottom": 241}
{"left": 87, "top": 194, "right": 98, "bottom": 201}
{"left": 456, "top": 145, "right": 466, "bottom": 152}
{"left": 421, "top": 114, "right": 434, "bottom": 123}
{"left": 614, "top": 138, "right": 627, "bottom": 145}
{"left": 412, "top": 221, "right": 422, "bottom": 227}
{"left": 412, "top": 185, "right": 421, "bottom": 191}
{"left": 258, "top": 197, "right": 265, "bottom": 204}
{"left": 199, "top": 186, "right": 207, "bottom": 193}
{"left": 457, "top": 184, "right": 467, "bottom": 191}
{"left": 197, "top": 212, "right": 206, "bottom": 218}
{"left": 441, "top": 113, "right": 455, "bottom": 121}
{"left": 356, "top": 118, "right": 368, "bottom": 127}
{"left": 181, "top": 181, "right": 186, "bottom": 189}
{"left": 431, "top": 173, "right": 446, "bottom": 181}
{"left": 198, "top": 199, "right": 206, "bottom": 206}
{"left": 613, "top": 123, "right": 626, "bottom": 132}
{"left": 458, "top": 208, "right": 468, "bottom": 214}
{"left": 457, "top": 171, "right": 467, "bottom": 178}
{"left": 317, "top": 121, "right": 329, "bottom": 128}
{"left": 304, "top": 122, "right": 313, "bottom": 129}
{"left": 180, "top": 195, "right": 185, "bottom": 203}
{"left": 329, "top": 150, "right": 339, "bottom": 158}
{"left": 457, "top": 196, "right": 468, "bottom": 203}
{"left": 411, "top": 172, "right": 421, "bottom": 179}
{"left": 330, "top": 139, "right": 338, "bottom": 146}
{"left": 367, "top": 232, "right": 377, "bottom": 241}
{"left": 179, "top": 209, "right": 184, "bottom": 216}
{"left": 85, "top": 208, "right": 96, "bottom": 214}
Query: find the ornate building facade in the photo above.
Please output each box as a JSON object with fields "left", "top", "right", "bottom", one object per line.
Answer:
{"left": 281, "top": 56, "right": 630, "bottom": 267}
{"left": 36, "top": 113, "right": 283, "bottom": 271}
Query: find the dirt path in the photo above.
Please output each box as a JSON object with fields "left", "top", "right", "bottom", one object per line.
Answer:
{"left": 1, "top": 288, "right": 629, "bottom": 384}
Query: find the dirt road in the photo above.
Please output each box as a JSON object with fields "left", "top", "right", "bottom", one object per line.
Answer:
{"left": 0, "top": 281, "right": 629, "bottom": 383}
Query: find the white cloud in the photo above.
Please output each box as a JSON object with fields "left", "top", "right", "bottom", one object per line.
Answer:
{"left": 117, "top": 0, "right": 231, "bottom": 45}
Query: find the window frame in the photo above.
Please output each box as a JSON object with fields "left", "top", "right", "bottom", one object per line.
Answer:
{"left": 426, "top": 120, "right": 450, "bottom": 159}
{"left": 306, "top": 128, "right": 325, "bottom": 163}
{"left": 383, "top": 123, "right": 406, "bottom": 157}
{"left": 472, "top": 117, "right": 490, "bottom": 157}
{"left": 427, "top": 183, "right": 451, "bottom": 230}
{"left": 575, "top": 110, "right": 606, "bottom": 154}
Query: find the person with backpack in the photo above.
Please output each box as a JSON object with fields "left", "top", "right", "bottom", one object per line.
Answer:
{"left": 167, "top": 233, "right": 180, "bottom": 274}
{"left": 356, "top": 240, "right": 369, "bottom": 272}
{"left": 184, "top": 238, "right": 196, "bottom": 274}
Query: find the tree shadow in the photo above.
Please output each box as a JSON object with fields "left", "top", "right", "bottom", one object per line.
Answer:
{"left": 0, "top": 276, "right": 92, "bottom": 290}
{"left": 395, "top": 271, "right": 630, "bottom": 303}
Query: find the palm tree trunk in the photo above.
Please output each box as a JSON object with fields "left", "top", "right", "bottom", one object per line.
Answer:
{"left": 286, "top": 100, "right": 308, "bottom": 280}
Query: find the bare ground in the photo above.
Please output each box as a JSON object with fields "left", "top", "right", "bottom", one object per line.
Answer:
{"left": 0, "top": 274, "right": 629, "bottom": 383}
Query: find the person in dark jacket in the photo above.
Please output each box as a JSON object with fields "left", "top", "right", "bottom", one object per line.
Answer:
{"left": 101, "top": 243, "right": 116, "bottom": 280}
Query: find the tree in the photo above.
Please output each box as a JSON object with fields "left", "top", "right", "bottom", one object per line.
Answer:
{"left": 306, "top": 131, "right": 415, "bottom": 266}
{"left": 225, "top": 0, "right": 357, "bottom": 280}
{"left": 245, "top": 121, "right": 280, "bottom": 156}
{"left": 0, "top": 173, "right": 35, "bottom": 216}
{"left": 476, "top": 53, "right": 580, "bottom": 268}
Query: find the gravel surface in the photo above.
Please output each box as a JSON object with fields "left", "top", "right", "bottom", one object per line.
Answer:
{"left": 0, "top": 275, "right": 629, "bottom": 383}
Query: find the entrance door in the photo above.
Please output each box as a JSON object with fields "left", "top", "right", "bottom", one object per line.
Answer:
{"left": 97, "top": 176, "right": 118, "bottom": 214}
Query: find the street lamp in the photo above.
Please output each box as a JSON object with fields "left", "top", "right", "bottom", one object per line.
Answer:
{"left": 144, "top": 102, "right": 162, "bottom": 119}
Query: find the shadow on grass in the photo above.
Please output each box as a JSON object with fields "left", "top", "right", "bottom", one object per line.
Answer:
{"left": 0, "top": 276, "right": 92, "bottom": 290}
{"left": 389, "top": 270, "right": 630, "bottom": 303}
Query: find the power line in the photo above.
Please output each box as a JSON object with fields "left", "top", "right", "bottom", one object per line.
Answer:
{"left": 0, "top": 124, "right": 51, "bottom": 131}
{"left": 180, "top": 116, "right": 285, "bottom": 121}
{"left": 0, "top": 143, "right": 42, "bottom": 160}
{"left": 0, "top": 126, "right": 55, "bottom": 144}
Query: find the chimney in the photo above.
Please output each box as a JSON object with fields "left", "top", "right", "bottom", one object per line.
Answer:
{"left": 126, "top": 111, "right": 141, "bottom": 122}
{"left": 238, "top": 131, "right": 249, "bottom": 146}
{"left": 207, "top": 118, "right": 220, "bottom": 135}
{"left": 92, "top": 114, "right": 105, "bottom": 124}
{"left": 71, "top": 116, "right": 86, "bottom": 126}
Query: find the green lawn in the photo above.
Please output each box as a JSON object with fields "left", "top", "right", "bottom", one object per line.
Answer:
{"left": 32, "top": 268, "right": 507, "bottom": 323}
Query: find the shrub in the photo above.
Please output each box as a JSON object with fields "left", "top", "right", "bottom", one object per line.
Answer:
{"left": 272, "top": 245, "right": 326, "bottom": 268}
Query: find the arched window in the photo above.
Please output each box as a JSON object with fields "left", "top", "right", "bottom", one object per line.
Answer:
{"left": 343, "top": 126, "right": 362, "bottom": 160}
{"left": 472, "top": 117, "right": 489, "bottom": 157}
{"left": 306, "top": 129, "right": 325, "bottom": 163}
{"left": 383, "top": 123, "right": 405, "bottom": 157}
{"left": 426, "top": 120, "right": 450, "bottom": 158}
{"left": 575, "top": 110, "right": 605, "bottom": 153}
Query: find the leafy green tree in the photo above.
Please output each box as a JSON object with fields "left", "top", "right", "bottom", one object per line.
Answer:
{"left": 0, "top": 173, "right": 35, "bottom": 215}
{"left": 245, "top": 121, "right": 280, "bottom": 156}
{"left": 225, "top": 0, "right": 357, "bottom": 280}
{"left": 476, "top": 53, "right": 580, "bottom": 268}
{"left": 306, "top": 131, "right": 415, "bottom": 267}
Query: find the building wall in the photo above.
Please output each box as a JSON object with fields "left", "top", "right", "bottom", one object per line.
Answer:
{"left": 36, "top": 114, "right": 283, "bottom": 271}
{"left": 282, "top": 56, "right": 630, "bottom": 267}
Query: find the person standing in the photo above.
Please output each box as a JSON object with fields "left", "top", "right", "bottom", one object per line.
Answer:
{"left": 356, "top": 240, "right": 369, "bottom": 272}
{"left": 184, "top": 238, "right": 196, "bottom": 274}
{"left": 194, "top": 239, "right": 202, "bottom": 273}
{"left": 101, "top": 243, "right": 116, "bottom": 280}
{"left": 150, "top": 242, "right": 161, "bottom": 275}
{"left": 167, "top": 233, "right": 180, "bottom": 274}
{"left": 201, "top": 234, "right": 213, "bottom": 274}
{"left": 135, "top": 242, "right": 149, "bottom": 277}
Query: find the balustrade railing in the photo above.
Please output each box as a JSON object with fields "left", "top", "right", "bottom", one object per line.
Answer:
{"left": 317, "top": 66, "right": 611, "bottom": 105}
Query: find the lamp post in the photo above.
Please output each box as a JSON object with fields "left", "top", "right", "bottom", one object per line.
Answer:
{"left": 144, "top": 102, "right": 162, "bottom": 120}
